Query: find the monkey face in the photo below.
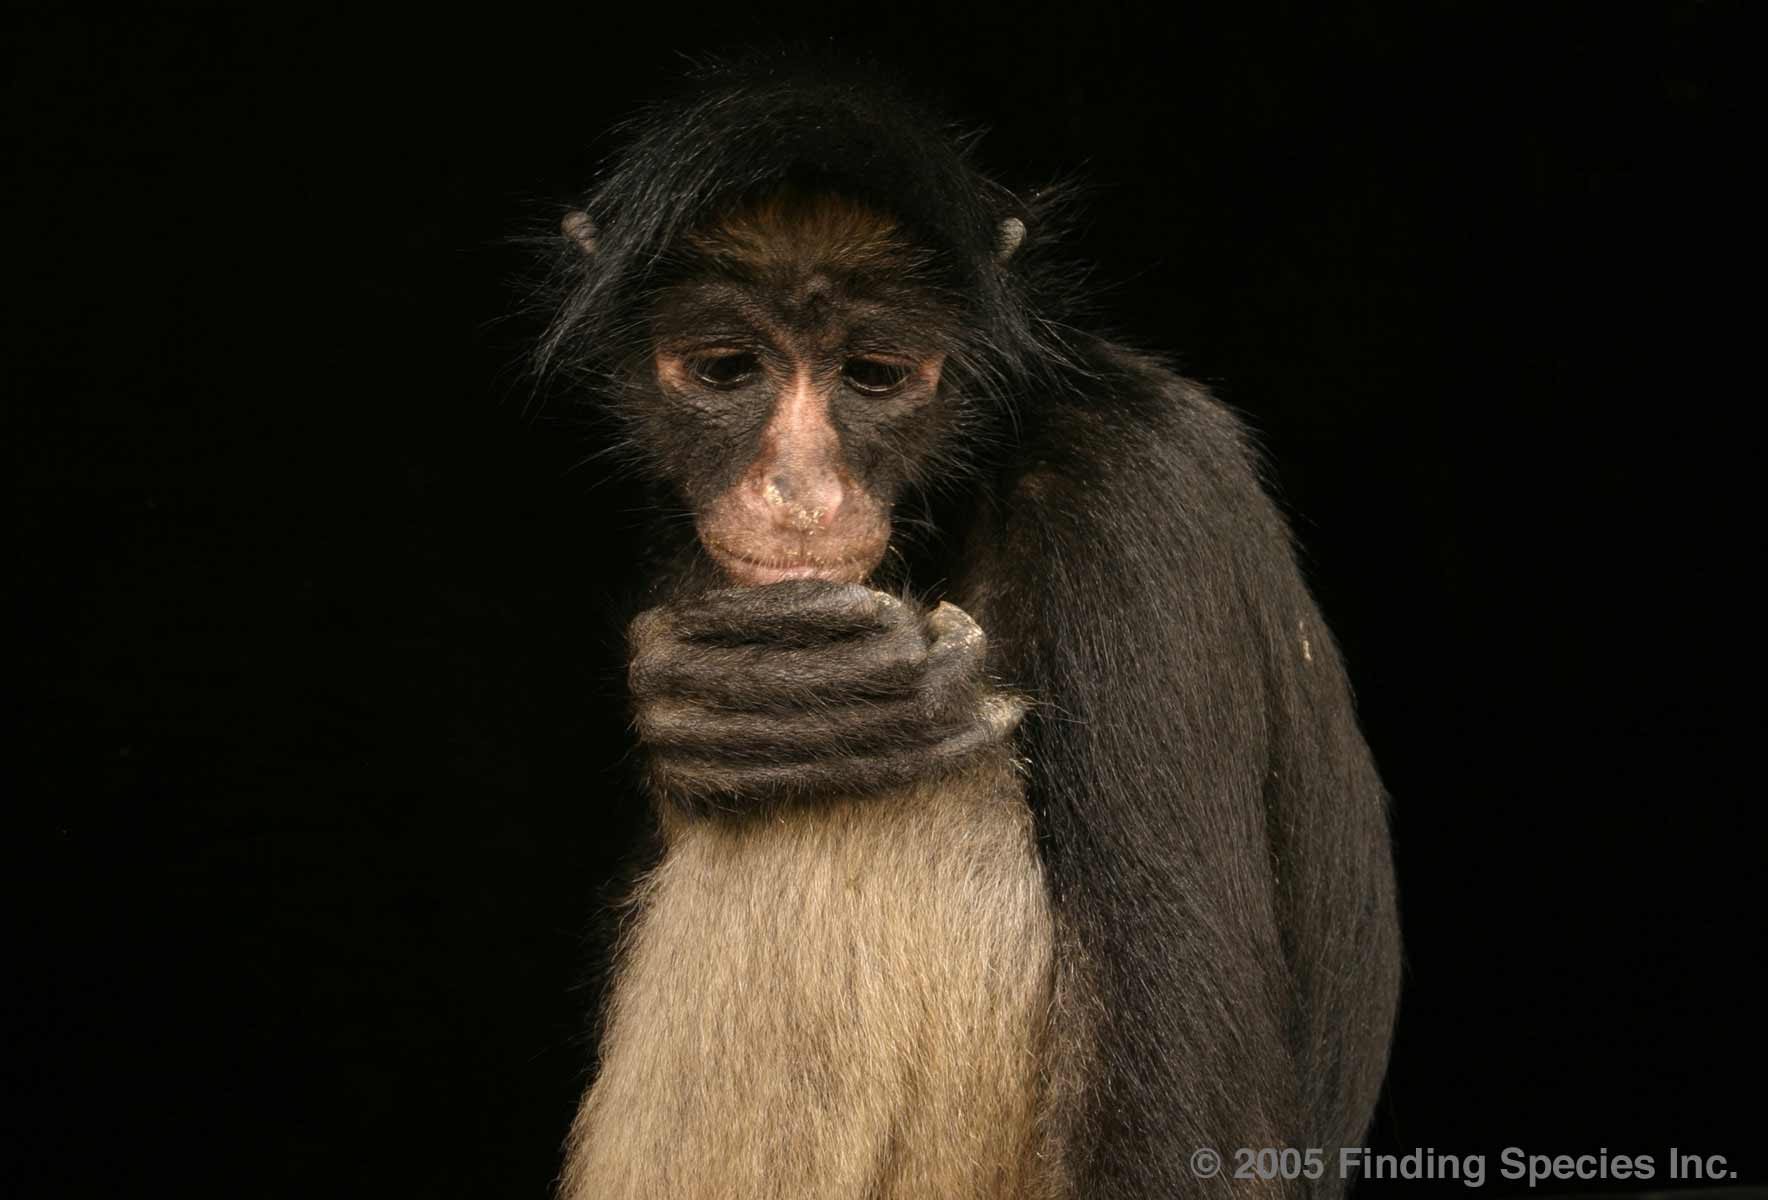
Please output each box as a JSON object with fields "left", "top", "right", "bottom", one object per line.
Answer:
{"left": 657, "top": 347, "right": 943, "bottom": 586}
{"left": 633, "top": 190, "right": 965, "bottom": 587}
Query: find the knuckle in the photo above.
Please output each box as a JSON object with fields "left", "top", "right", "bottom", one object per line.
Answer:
{"left": 878, "top": 617, "right": 932, "bottom": 661}
{"left": 626, "top": 606, "right": 671, "bottom": 649}
{"left": 627, "top": 664, "right": 655, "bottom": 698}
{"left": 627, "top": 647, "right": 676, "bottom": 696}
{"left": 649, "top": 757, "right": 704, "bottom": 798}
{"left": 633, "top": 698, "right": 693, "bottom": 742}
{"left": 867, "top": 589, "right": 911, "bottom": 622}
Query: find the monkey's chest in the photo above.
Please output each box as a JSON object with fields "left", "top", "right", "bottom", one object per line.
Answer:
{"left": 564, "top": 772, "right": 1057, "bottom": 1200}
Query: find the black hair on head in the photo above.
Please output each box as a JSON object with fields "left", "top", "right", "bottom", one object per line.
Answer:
{"left": 532, "top": 50, "right": 1086, "bottom": 412}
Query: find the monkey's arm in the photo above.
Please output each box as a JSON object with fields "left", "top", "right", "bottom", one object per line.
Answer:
{"left": 627, "top": 581, "right": 1024, "bottom": 815}
{"left": 969, "top": 351, "right": 1401, "bottom": 1195}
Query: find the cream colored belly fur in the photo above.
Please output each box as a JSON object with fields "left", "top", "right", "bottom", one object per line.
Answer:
{"left": 560, "top": 753, "right": 1062, "bottom": 1199}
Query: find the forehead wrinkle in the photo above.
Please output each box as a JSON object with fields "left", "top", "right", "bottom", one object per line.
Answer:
{"left": 651, "top": 277, "right": 787, "bottom": 346}
{"left": 664, "top": 261, "right": 856, "bottom": 349}
{"left": 656, "top": 256, "right": 958, "bottom": 360}
{"left": 659, "top": 279, "right": 958, "bottom": 365}
{"left": 673, "top": 187, "right": 963, "bottom": 352}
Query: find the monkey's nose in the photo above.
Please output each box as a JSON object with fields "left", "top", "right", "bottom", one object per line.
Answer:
{"left": 763, "top": 472, "right": 842, "bottom": 533}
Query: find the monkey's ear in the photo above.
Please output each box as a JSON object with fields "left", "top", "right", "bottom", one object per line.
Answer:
{"left": 995, "top": 216, "right": 1026, "bottom": 264}
{"left": 561, "top": 210, "right": 597, "bottom": 257}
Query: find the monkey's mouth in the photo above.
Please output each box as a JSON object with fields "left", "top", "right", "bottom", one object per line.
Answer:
{"left": 702, "top": 538, "right": 877, "bottom": 587}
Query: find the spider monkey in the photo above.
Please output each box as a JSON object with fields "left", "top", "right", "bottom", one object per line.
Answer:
{"left": 535, "top": 59, "right": 1400, "bottom": 1200}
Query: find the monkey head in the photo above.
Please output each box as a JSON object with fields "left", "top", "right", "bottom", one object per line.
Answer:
{"left": 570, "top": 188, "right": 970, "bottom": 587}
{"left": 536, "top": 67, "right": 1072, "bottom": 594}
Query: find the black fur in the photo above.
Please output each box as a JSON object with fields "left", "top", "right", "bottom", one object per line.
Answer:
{"left": 538, "top": 53, "right": 1400, "bottom": 1199}
{"left": 532, "top": 57, "right": 1084, "bottom": 418}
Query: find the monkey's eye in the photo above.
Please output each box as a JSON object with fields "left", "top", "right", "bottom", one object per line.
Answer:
{"left": 843, "top": 358, "right": 912, "bottom": 396}
{"left": 688, "top": 352, "right": 758, "bottom": 390}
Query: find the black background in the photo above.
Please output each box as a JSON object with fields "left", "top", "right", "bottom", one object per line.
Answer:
{"left": 8, "top": 4, "right": 1760, "bottom": 1197}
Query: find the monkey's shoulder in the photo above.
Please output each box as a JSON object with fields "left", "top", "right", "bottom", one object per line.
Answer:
{"left": 1005, "top": 340, "right": 1266, "bottom": 516}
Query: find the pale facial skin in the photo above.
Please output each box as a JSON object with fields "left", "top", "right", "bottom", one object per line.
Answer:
{"left": 655, "top": 313, "right": 947, "bottom": 587}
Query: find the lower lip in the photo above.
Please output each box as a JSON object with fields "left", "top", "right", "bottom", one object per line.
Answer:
{"left": 705, "top": 543, "right": 869, "bottom": 586}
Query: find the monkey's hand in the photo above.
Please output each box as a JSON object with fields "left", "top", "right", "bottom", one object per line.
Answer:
{"left": 627, "top": 581, "right": 1026, "bottom": 813}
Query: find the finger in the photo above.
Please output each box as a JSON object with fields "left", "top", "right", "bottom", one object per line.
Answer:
{"left": 630, "top": 618, "right": 929, "bottom": 708}
{"left": 665, "top": 581, "right": 911, "bottom": 646}
{"left": 919, "top": 602, "right": 991, "bottom": 713}
{"left": 636, "top": 692, "right": 943, "bottom": 759}
{"left": 650, "top": 692, "right": 1030, "bottom": 808}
